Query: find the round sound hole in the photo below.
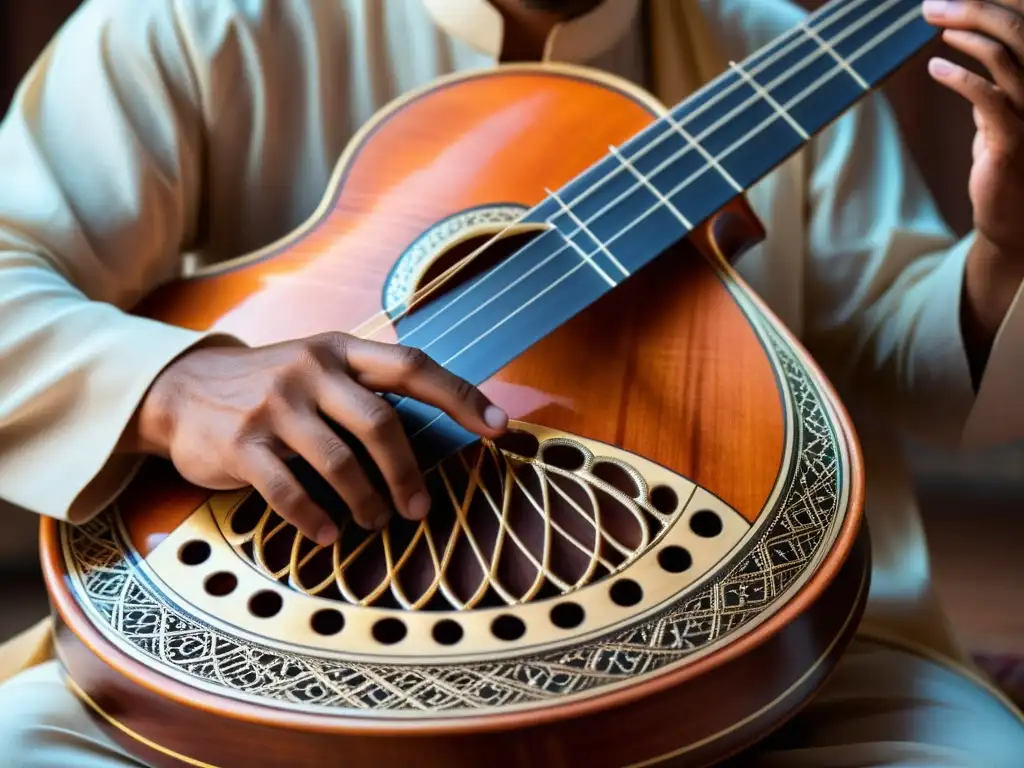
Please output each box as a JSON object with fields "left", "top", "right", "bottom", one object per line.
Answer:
{"left": 311, "top": 609, "right": 345, "bottom": 636}
{"left": 491, "top": 615, "right": 526, "bottom": 641}
{"left": 432, "top": 619, "right": 464, "bottom": 646}
{"left": 550, "top": 602, "right": 585, "bottom": 629}
{"left": 690, "top": 510, "right": 723, "bottom": 538}
{"left": 610, "top": 579, "right": 643, "bottom": 607}
{"left": 658, "top": 545, "right": 693, "bottom": 573}
{"left": 204, "top": 571, "right": 237, "bottom": 597}
{"left": 249, "top": 590, "right": 283, "bottom": 619}
{"left": 178, "top": 539, "right": 210, "bottom": 566}
{"left": 373, "top": 618, "right": 407, "bottom": 645}
{"left": 650, "top": 485, "right": 678, "bottom": 514}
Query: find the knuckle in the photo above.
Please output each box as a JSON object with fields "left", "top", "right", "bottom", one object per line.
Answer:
{"left": 321, "top": 330, "right": 350, "bottom": 352}
{"left": 292, "top": 341, "right": 327, "bottom": 374}
{"left": 394, "top": 345, "right": 431, "bottom": 374}
{"left": 451, "top": 375, "right": 476, "bottom": 404}
{"left": 264, "top": 473, "right": 303, "bottom": 511}
{"left": 361, "top": 400, "right": 398, "bottom": 434}
{"left": 312, "top": 332, "right": 350, "bottom": 367}
{"left": 320, "top": 438, "right": 354, "bottom": 477}
{"left": 294, "top": 331, "right": 349, "bottom": 372}
{"left": 265, "top": 377, "right": 296, "bottom": 408}
{"left": 249, "top": 384, "right": 296, "bottom": 427}
{"left": 964, "top": 0, "right": 987, "bottom": 19}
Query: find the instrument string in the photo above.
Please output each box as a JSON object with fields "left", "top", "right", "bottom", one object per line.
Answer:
{"left": 390, "top": 0, "right": 913, "bottom": 360}
{"left": 392, "top": 1, "right": 925, "bottom": 441}
{"left": 343, "top": 0, "right": 895, "bottom": 345}
{"left": 403, "top": 6, "right": 925, "bottom": 442}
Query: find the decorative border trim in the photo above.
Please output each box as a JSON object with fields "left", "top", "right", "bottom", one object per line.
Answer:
{"left": 382, "top": 204, "right": 529, "bottom": 316}
{"left": 61, "top": 277, "right": 848, "bottom": 716}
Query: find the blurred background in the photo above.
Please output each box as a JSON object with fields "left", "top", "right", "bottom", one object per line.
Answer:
{"left": 0, "top": 0, "right": 1020, "bottom": 696}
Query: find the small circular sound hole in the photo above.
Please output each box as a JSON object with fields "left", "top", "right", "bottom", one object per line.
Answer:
{"left": 658, "top": 545, "right": 693, "bottom": 573}
{"left": 690, "top": 510, "right": 723, "bottom": 538}
{"left": 432, "top": 619, "right": 464, "bottom": 646}
{"left": 491, "top": 615, "right": 526, "bottom": 641}
{"left": 650, "top": 485, "right": 679, "bottom": 514}
{"left": 311, "top": 609, "right": 344, "bottom": 636}
{"left": 178, "top": 539, "right": 210, "bottom": 566}
{"left": 204, "top": 571, "right": 237, "bottom": 597}
{"left": 372, "top": 618, "right": 407, "bottom": 645}
{"left": 550, "top": 602, "right": 585, "bottom": 629}
{"left": 610, "top": 579, "right": 643, "bottom": 607}
{"left": 249, "top": 590, "right": 283, "bottom": 618}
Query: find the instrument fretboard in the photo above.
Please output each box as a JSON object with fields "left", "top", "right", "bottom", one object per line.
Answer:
{"left": 390, "top": 0, "right": 938, "bottom": 463}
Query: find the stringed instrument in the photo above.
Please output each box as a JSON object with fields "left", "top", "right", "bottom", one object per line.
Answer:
{"left": 40, "top": 0, "right": 938, "bottom": 764}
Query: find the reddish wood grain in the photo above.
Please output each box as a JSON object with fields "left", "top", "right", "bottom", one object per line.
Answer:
{"left": 131, "top": 68, "right": 784, "bottom": 538}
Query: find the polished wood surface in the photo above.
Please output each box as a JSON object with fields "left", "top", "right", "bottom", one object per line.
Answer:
{"left": 133, "top": 67, "right": 784, "bottom": 530}
{"left": 41, "top": 64, "right": 866, "bottom": 767}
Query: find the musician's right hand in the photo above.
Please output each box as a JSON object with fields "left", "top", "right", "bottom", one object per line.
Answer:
{"left": 124, "top": 332, "right": 508, "bottom": 544}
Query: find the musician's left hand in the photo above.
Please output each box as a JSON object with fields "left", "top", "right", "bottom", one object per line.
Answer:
{"left": 923, "top": 0, "right": 1024, "bottom": 342}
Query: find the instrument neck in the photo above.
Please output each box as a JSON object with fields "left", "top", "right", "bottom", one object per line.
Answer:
{"left": 394, "top": 0, "right": 938, "bottom": 462}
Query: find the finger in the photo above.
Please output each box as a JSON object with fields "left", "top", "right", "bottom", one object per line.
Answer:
{"left": 941, "top": 28, "right": 1024, "bottom": 109}
{"left": 339, "top": 338, "right": 508, "bottom": 437}
{"left": 928, "top": 57, "right": 1023, "bottom": 148}
{"left": 923, "top": 1, "right": 1024, "bottom": 63}
{"left": 272, "top": 404, "right": 394, "bottom": 531}
{"left": 317, "top": 377, "right": 431, "bottom": 523}
{"left": 237, "top": 446, "right": 339, "bottom": 545}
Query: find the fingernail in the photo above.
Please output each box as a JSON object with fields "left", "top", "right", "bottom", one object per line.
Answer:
{"left": 929, "top": 58, "right": 954, "bottom": 76}
{"left": 316, "top": 524, "right": 338, "bottom": 546}
{"left": 408, "top": 491, "right": 431, "bottom": 520}
{"left": 372, "top": 511, "right": 391, "bottom": 531}
{"left": 484, "top": 404, "right": 508, "bottom": 430}
{"left": 922, "top": 0, "right": 951, "bottom": 18}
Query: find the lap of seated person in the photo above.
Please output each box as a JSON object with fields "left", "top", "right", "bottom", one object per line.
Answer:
{"left": 0, "top": 632, "right": 1021, "bottom": 767}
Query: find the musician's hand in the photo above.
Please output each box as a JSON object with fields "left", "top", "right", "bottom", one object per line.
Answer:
{"left": 923, "top": 0, "right": 1024, "bottom": 344}
{"left": 129, "top": 333, "right": 508, "bottom": 543}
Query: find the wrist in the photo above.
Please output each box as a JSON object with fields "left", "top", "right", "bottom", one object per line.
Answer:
{"left": 963, "top": 232, "right": 1024, "bottom": 341}
{"left": 961, "top": 232, "right": 1024, "bottom": 387}
{"left": 117, "top": 368, "right": 179, "bottom": 459}
{"left": 117, "top": 335, "right": 247, "bottom": 457}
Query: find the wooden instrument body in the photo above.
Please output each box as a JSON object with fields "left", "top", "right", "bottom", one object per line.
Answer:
{"left": 40, "top": 64, "right": 867, "bottom": 767}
